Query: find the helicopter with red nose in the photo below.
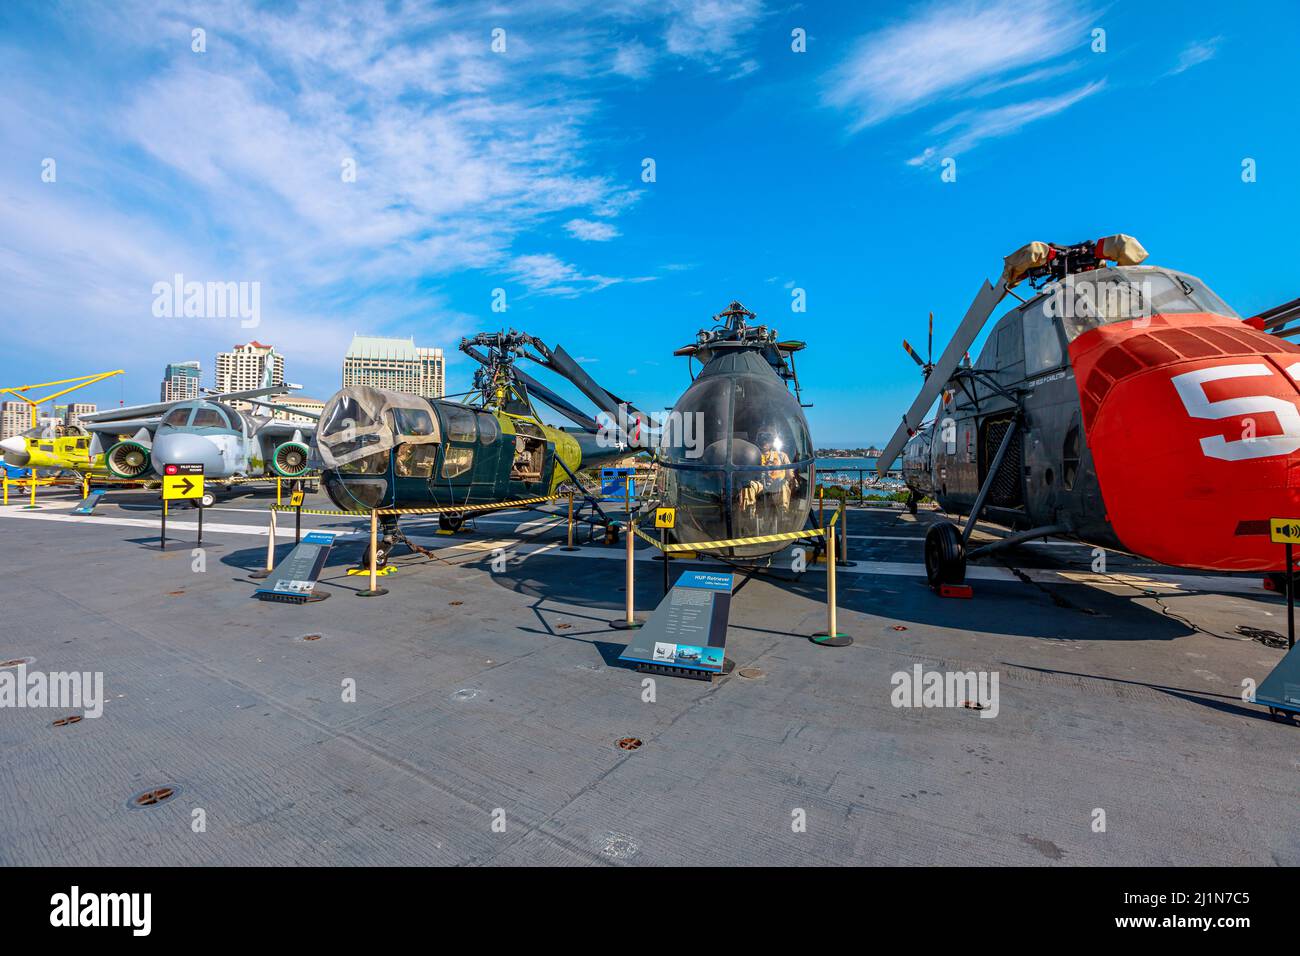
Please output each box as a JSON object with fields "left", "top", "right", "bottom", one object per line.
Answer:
{"left": 878, "top": 234, "right": 1300, "bottom": 591}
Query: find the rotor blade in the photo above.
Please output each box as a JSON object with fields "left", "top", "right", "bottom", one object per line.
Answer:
{"left": 927, "top": 312, "right": 933, "bottom": 363}
{"left": 1254, "top": 297, "right": 1300, "bottom": 330}
{"left": 543, "top": 344, "right": 656, "bottom": 433}
{"left": 877, "top": 279, "right": 1006, "bottom": 475}
{"left": 511, "top": 367, "right": 601, "bottom": 432}
{"left": 902, "top": 339, "right": 926, "bottom": 368}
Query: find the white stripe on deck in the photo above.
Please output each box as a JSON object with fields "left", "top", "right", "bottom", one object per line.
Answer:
{"left": 0, "top": 505, "right": 1270, "bottom": 596}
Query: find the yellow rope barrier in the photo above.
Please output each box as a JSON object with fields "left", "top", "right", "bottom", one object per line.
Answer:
{"left": 629, "top": 508, "right": 839, "bottom": 553}
{"left": 268, "top": 493, "right": 562, "bottom": 518}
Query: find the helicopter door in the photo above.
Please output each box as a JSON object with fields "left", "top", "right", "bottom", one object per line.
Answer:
{"left": 977, "top": 414, "right": 1024, "bottom": 509}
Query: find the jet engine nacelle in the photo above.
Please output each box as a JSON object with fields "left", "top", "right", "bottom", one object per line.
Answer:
{"left": 270, "top": 440, "right": 311, "bottom": 477}
{"left": 106, "top": 440, "right": 152, "bottom": 478}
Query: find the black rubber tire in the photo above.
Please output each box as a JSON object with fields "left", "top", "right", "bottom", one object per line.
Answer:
{"left": 439, "top": 514, "right": 464, "bottom": 533}
{"left": 363, "top": 539, "right": 393, "bottom": 570}
{"left": 605, "top": 523, "right": 620, "bottom": 546}
{"left": 1265, "top": 572, "right": 1293, "bottom": 599}
{"left": 924, "top": 521, "right": 966, "bottom": 587}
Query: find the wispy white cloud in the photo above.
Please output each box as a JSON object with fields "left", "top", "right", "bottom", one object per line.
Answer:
{"left": 825, "top": 0, "right": 1093, "bottom": 130}
{"left": 507, "top": 253, "right": 655, "bottom": 296}
{"left": 565, "top": 218, "right": 621, "bottom": 242}
{"left": 1, "top": 0, "right": 757, "bottom": 398}
{"left": 907, "top": 80, "right": 1106, "bottom": 166}
{"left": 664, "top": 0, "right": 766, "bottom": 60}
{"left": 1168, "top": 36, "right": 1222, "bottom": 76}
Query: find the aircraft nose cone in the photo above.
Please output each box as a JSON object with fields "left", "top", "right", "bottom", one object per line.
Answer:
{"left": 0, "top": 436, "right": 29, "bottom": 467}
{"left": 1076, "top": 330, "right": 1300, "bottom": 572}
{"left": 151, "top": 432, "right": 223, "bottom": 476}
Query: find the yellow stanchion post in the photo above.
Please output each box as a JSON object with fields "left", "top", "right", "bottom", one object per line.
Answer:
{"left": 3, "top": 475, "right": 7, "bottom": 505}
{"left": 811, "top": 517, "right": 851, "bottom": 647}
{"left": 82, "top": 475, "right": 89, "bottom": 499}
{"left": 249, "top": 509, "right": 277, "bottom": 579}
{"left": 611, "top": 477, "right": 642, "bottom": 629}
{"left": 28, "top": 475, "right": 37, "bottom": 508}
{"left": 818, "top": 485, "right": 824, "bottom": 527}
{"left": 561, "top": 487, "right": 577, "bottom": 551}
{"left": 276, "top": 477, "right": 282, "bottom": 506}
{"left": 356, "top": 509, "right": 388, "bottom": 597}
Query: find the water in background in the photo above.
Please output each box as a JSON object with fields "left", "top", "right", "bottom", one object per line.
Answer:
{"left": 813, "top": 457, "right": 904, "bottom": 494}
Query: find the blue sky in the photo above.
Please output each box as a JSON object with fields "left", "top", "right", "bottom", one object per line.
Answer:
{"left": 2, "top": 0, "right": 1297, "bottom": 445}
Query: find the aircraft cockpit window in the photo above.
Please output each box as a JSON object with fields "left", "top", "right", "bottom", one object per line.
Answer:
{"left": 162, "top": 407, "right": 192, "bottom": 427}
{"left": 1175, "top": 275, "right": 1238, "bottom": 318}
{"left": 321, "top": 397, "right": 375, "bottom": 437}
{"left": 442, "top": 446, "right": 474, "bottom": 478}
{"left": 1022, "top": 302, "right": 1064, "bottom": 375}
{"left": 477, "top": 412, "right": 500, "bottom": 446}
{"left": 190, "top": 407, "right": 229, "bottom": 429}
{"left": 391, "top": 406, "right": 435, "bottom": 437}
{"left": 441, "top": 406, "right": 477, "bottom": 443}
{"left": 339, "top": 452, "right": 388, "bottom": 475}
{"left": 395, "top": 443, "right": 437, "bottom": 478}
{"left": 1060, "top": 271, "right": 1239, "bottom": 340}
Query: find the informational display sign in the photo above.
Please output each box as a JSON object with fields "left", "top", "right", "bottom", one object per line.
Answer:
{"left": 654, "top": 507, "right": 676, "bottom": 529}
{"left": 162, "top": 463, "right": 204, "bottom": 500}
{"left": 255, "top": 531, "right": 335, "bottom": 603}
{"left": 1269, "top": 518, "right": 1300, "bottom": 545}
{"left": 290, "top": 489, "right": 305, "bottom": 507}
{"left": 72, "top": 490, "right": 105, "bottom": 515}
{"left": 601, "top": 467, "right": 634, "bottom": 501}
{"left": 619, "top": 570, "right": 733, "bottom": 678}
{"left": 1256, "top": 645, "right": 1300, "bottom": 716}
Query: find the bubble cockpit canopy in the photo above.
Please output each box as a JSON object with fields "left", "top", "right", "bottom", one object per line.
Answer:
{"left": 661, "top": 314, "right": 814, "bottom": 558}
{"left": 315, "top": 386, "right": 441, "bottom": 471}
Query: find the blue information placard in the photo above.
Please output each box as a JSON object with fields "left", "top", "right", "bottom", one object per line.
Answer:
{"left": 72, "top": 491, "right": 106, "bottom": 515}
{"left": 255, "top": 531, "right": 336, "bottom": 603}
{"left": 618, "top": 570, "right": 733, "bottom": 677}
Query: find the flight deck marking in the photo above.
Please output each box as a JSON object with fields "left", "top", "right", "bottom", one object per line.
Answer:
{"left": 0, "top": 507, "right": 1267, "bottom": 594}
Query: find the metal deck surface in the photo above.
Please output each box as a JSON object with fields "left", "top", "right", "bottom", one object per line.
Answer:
{"left": 1, "top": 487, "right": 1296, "bottom": 866}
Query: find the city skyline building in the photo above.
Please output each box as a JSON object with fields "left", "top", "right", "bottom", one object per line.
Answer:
{"left": 161, "top": 361, "right": 202, "bottom": 402}
{"left": 342, "top": 335, "right": 444, "bottom": 399}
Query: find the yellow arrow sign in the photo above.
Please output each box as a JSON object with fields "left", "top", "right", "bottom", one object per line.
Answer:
{"left": 1270, "top": 518, "right": 1300, "bottom": 545}
{"left": 655, "top": 507, "right": 676, "bottom": 529}
{"left": 162, "top": 464, "right": 205, "bottom": 501}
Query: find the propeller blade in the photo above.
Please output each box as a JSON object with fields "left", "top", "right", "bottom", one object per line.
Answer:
{"left": 927, "top": 312, "right": 933, "bottom": 364}
{"left": 878, "top": 280, "right": 1006, "bottom": 475}
{"left": 902, "top": 339, "right": 926, "bottom": 368}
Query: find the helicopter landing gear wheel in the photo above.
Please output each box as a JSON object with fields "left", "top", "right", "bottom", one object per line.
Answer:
{"left": 362, "top": 537, "right": 394, "bottom": 570}
{"left": 438, "top": 513, "right": 464, "bottom": 533}
{"left": 605, "top": 523, "right": 620, "bottom": 546}
{"left": 187, "top": 492, "right": 217, "bottom": 509}
{"left": 1265, "top": 572, "right": 1294, "bottom": 599}
{"left": 924, "top": 521, "right": 966, "bottom": 589}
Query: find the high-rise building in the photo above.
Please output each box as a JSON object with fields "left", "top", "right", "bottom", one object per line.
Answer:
{"left": 161, "top": 361, "right": 202, "bottom": 402}
{"left": 216, "top": 342, "right": 284, "bottom": 410}
{"left": 1, "top": 401, "right": 31, "bottom": 440}
{"left": 65, "top": 403, "right": 96, "bottom": 427}
{"left": 342, "top": 335, "right": 444, "bottom": 398}
{"left": 267, "top": 394, "right": 326, "bottom": 425}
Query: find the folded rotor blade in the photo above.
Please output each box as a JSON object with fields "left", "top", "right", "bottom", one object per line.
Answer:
{"left": 878, "top": 279, "right": 1006, "bottom": 475}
